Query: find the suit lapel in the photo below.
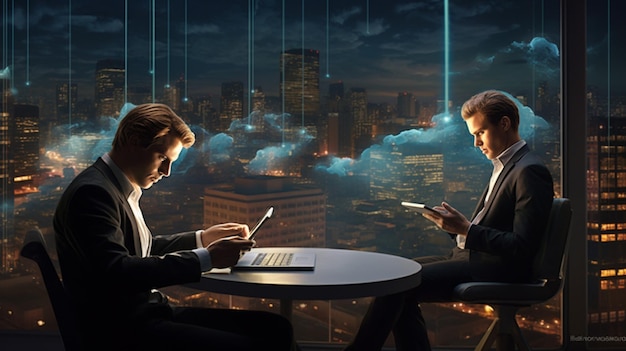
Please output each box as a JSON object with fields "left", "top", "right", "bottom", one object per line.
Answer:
{"left": 480, "top": 145, "right": 530, "bottom": 217}
{"left": 93, "top": 158, "right": 142, "bottom": 256}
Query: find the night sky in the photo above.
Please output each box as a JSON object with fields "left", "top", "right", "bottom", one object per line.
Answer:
{"left": 3, "top": 0, "right": 624, "bottom": 108}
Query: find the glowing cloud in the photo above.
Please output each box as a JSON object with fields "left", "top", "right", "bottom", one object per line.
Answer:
{"left": 314, "top": 91, "right": 551, "bottom": 177}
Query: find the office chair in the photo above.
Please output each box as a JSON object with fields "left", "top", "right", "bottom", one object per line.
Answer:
{"left": 20, "top": 227, "right": 83, "bottom": 351}
{"left": 453, "top": 198, "right": 572, "bottom": 351}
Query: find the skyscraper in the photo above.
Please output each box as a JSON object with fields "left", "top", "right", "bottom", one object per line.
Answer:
{"left": 0, "top": 76, "right": 15, "bottom": 274}
{"left": 397, "top": 91, "right": 417, "bottom": 119}
{"left": 55, "top": 82, "right": 77, "bottom": 124}
{"left": 586, "top": 115, "right": 626, "bottom": 340}
{"left": 12, "top": 104, "right": 40, "bottom": 192}
{"left": 94, "top": 59, "right": 125, "bottom": 117}
{"left": 279, "top": 48, "right": 320, "bottom": 126}
{"left": 349, "top": 87, "right": 369, "bottom": 157}
{"left": 369, "top": 144, "right": 444, "bottom": 206}
{"left": 220, "top": 81, "right": 244, "bottom": 131}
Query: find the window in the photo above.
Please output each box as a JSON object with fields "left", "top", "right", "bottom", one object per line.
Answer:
{"left": 2, "top": 0, "right": 625, "bottom": 350}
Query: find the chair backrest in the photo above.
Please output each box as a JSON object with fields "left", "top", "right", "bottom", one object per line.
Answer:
{"left": 531, "top": 198, "right": 572, "bottom": 283}
{"left": 20, "top": 227, "right": 82, "bottom": 351}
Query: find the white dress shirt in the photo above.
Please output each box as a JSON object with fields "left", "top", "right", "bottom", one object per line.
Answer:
{"left": 457, "top": 140, "right": 527, "bottom": 249}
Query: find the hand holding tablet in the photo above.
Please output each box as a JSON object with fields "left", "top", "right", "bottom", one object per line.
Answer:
{"left": 401, "top": 201, "right": 438, "bottom": 214}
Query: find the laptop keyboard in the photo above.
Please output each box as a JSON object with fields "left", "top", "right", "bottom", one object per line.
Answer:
{"left": 251, "top": 252, "right": 294, "bottom": 267}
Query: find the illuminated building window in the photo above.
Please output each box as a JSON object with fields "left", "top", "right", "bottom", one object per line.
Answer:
{"left": 601, "top": 269, "right": 616, "bottom": 277}
{"left": 601, "top": 223, "right": 616, "bottom": 230}
{"left": 601, "top": 280, "right": 608, "bottom": 290}
{"left": 588, "top": 234, "right": 600, "bottom": 242}
{"left": 601, "top": 234, "right": 616, "bottom": 242}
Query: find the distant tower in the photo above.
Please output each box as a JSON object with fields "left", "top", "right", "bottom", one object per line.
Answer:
{"left": 587, "top": 115, "right": 626, "bottom": 339}
{"left": 55, "top": 82, "right": 78, "bottom": 124}
{"left": 94, "top": 59, "right": 125, "bottom": 117}
{"left": 369, "top": 144, "right": 444, "bottom": 205}
{"left": 397, "top": 92, "right": 416, "bottom": 118}
{"left": 279, "top": 48, "right": 320, "bottom": 126}
{"left": 220, "top": 81, "right": 244, "bottom": 131}
{"left": 349, "top": 87, "right": 369, "bottom": 157}
{"left": 252, "top": 86, "right": 266, "bottom": 112}
{"left": 12, "top": 104, "right": 40, "bottom": 191}
{"left": 0, "top": 76, "right": 16, "bottom": 274}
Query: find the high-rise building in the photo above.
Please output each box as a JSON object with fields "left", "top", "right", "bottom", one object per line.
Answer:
{"left": 94, "top": 59, "right": 125, "bottom": 117}
{"left": 279, "top": 48, "right": 320, "bottom": 126}
{"left": 55, "top": 82, "right": 77, "bottom": 124}
{"left": 203, "top": 176, "right": 326, "bottom": 248}
{"left": 252, "top": 86, "right": 266, "bottom": 113}
{"left": 326, "top": 81, "right": 352, "bottom": 158}
{"left": 586, "top": 115, "right": 626, "bottom": 338}
{"left": 12, "top": 104, "right": 40, "bottom": 192}
{"left": 220, "top": 81, "right": 244, "bottom": 131}
{"left": 0, "top": 76, "right": 16, "bottom": 274}
{"left": 397, "top": 92, "right": 417, "bottom": 118}
{"left": 349, "top": 87, "right": 369, "bottom": 157}
{"left": 369, "top": 144, "right": 444, "bottom": 206}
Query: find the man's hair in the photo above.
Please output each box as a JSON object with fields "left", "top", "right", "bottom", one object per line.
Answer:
{"left": 112, "top": 103, "right": 195, "bottom": 151}
{"left": 461, "top": 90, "right": 520, "bottom": 131}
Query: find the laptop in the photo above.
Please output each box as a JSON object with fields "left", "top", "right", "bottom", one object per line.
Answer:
{"left": 233, "top": 250, "right": 316, "bottom": 271}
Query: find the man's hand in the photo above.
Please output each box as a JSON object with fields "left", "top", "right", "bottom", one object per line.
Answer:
{"left": 200, "top": 222, "right": 250, "bottom": 247}
{"left": 207, "top": 236, "right": 254, "bottom": 268}
{"left": 422, "top": 202, "right": 472, "bottom": 235}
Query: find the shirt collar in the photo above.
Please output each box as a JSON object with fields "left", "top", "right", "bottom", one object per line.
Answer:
{"left": 492, "top": 139, "right": 526, "bottom": 169}
{"left": 101, "top": 153, "right": 141, "bottom": 199}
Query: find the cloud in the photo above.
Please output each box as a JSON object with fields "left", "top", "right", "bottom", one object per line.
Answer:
{"left": 315, "top": 91, "right": 551, "bottom": 177}
{"left": 395, "top": 3, "right": 425, "bottom": 14}
{"left": 72, "top": 15, "right": 124, "bottom": 33}
{"left": 357, "top": 18, "right": 389, "bottom": 36}
{"left": 332, "top": 6, "right": 362, "bottom": 25}
{"left": 186, "top": 23, "right": 221, "bottom": 35}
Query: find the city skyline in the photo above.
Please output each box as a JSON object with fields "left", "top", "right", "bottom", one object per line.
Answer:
{"left": 2, "top": 1, "right": 625, "bottom": 348}
{"left": 6, "top": 0, "right": 624, "bottom": 110}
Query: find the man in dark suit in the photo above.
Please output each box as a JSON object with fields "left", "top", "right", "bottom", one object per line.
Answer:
{"left": 54, "top": 103, "right": 296, "bottom": 351}
{"left": 344, "top": 90, "right": 554, "bottom": 351}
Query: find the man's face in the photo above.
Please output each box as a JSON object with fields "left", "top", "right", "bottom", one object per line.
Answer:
{"left": 127, "top": 133, "right": 183, "bottom": 189}
{"left": 465, "top": 112, "right": 511, "bottom": 160}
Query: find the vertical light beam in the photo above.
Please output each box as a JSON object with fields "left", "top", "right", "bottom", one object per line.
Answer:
{"left": 10, "top": 0, "right": 14, "bottom": 91}
{"left": 443, "top": 0, "right": 449, "bottom": 116}
{"left": 68, "top": 0, "right": 72, "bottom": 136}
{"left": 25, "top": 0, "right": 30, "bottom": 87}
{"left": 607, "top": 0, "right": 612, "bottom": 154}
{"left": 167, "top": 0, "right": 170, "bottom": 89}
{"left": 281, "top": 0, "right": 286, "bottom": 146}
{"left": 151, "top": 0, "right": 156, "bottom": 102}
{"left": 124, "top": 0, "right": 128, "bottom": 103}
{"left": 325, "top": 0, "right": 330, "bottom": 78}
{"left": 366, "top": 0, "right": 370, "bottom": 35}
{"left": 301, "top": 0, "right": 305, "bottom": 127}
{"left": 184, "top": 0, "right": 188, "bottom": 103}
{"left": 247, "top": 0, "right": 253, "bottom": 120}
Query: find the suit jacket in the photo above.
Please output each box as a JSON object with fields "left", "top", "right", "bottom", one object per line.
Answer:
{"left": 464, "top": 144, "right": 554, "bottom": 283}
{"left": 54, "top": 157, "right": 202, "bottom": 336}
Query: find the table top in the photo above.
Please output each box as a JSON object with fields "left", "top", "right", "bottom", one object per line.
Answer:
{"left": 185, "top": 247, "right": 422, "bottom": 301}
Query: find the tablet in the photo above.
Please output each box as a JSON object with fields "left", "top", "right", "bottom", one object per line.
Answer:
{"left": 401, "top": 201, "right": 438, "bottom": 214}
{"left": 249, "top": 207, "right": 273, "bottom": 240}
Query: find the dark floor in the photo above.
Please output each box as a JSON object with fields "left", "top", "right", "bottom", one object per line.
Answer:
{"left": 0, "top": 331, "right": 475, "bottom": 351}
{"left": 0, "top": 331, "right": 346, "bottom": 351}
